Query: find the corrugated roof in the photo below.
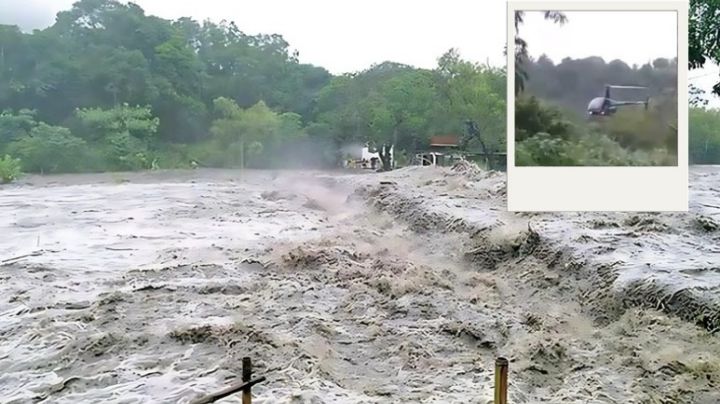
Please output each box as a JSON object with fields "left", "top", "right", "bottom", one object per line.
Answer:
{"left": 429, "top": 135, "right": 459, "bottom": 146}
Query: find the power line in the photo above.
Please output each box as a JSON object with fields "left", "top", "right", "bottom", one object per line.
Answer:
{"left": 690, "top": 70, "right": 720, "bottom": 80}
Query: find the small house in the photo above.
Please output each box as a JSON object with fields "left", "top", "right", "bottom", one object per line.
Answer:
{"left": 414, "top": 135, "right": 463, "bottom": 167}
{"left": 344, "top": 143, "right": 393, "bottom": 169}
{"left": 413, "top": 134, "right": 507, "bottom": 171}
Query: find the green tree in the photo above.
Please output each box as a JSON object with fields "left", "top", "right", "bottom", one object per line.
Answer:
{"left": 209, "top": 97, "right": 285, "bottom": 168}
{"left": 75, "top": 104, "right": 159, "bottom": 170}
{"left": 0, "top": 109, "right": 37, "bottom": 147}
{"left": 515, "top": 96, "right": 572, "bottom": 142}
{"left": 0, "top": 0, "right": 526, "bottom": 172}
{"left": 8, "top": 123, "right": 87, "bottom": 173}
{"left": 690, "top": 0, "right": 720, "bottom": 94}
{"left": 0, "top": 155, "right": 21, "bottom": 183}
{"left": 75, "top": 103, "right": 159, "bottom": 141}
{"left": 514, "top": 11, "right": 567, "bottom": 94}
{"left": 366, "top": 69, "right": 438, "bottom": 170}
{"left": 436, "top": 49, "right": 506, "bottom": 153}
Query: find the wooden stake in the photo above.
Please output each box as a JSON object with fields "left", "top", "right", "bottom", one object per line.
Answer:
{"left": 188, "top": 376, "right": 265, "bottom": 404}
{"left": 242, "top": 356, "right": 252, "bottom": 404}
{"left": 494, "top": 357, "right": 508, "bottom": 404}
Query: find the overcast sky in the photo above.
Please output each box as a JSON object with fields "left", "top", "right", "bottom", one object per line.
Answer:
{"left": 519, "top": 11, "right": 677, "bottom": 66}
{"left": 0, "top": 0, "right": 508, "bottom": 72}
{"left": 0, "top": 0, "right": 716, "bottom": 105}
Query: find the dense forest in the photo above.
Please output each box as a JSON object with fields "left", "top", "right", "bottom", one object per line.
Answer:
{"left": 515, "top": 55, "right": 680, "bottom": 166}
{"left": 512, "top": 9, "right": 681, "bottom": 166}
{"left": 524, "top": 56, "right": 678, "bottom": 119}
{"left": 0, "top": 0, "right": 505, "bottom": 180}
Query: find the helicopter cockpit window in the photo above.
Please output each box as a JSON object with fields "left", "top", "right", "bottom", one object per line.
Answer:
{"left": 588, "top": 97, "right": 605, "bottom": 110}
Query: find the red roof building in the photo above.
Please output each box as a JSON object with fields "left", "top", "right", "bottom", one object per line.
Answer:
{"left": 429, "top": 135, "right": 460, "bottom": 147}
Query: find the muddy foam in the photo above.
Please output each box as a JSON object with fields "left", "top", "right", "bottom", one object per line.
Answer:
{"left": 1, "top": 168, "right": 719, "bottom": 403}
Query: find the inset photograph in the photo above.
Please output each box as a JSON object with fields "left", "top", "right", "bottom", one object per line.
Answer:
{"left": 513, "top": 10, "right": 678, "bottom": 166}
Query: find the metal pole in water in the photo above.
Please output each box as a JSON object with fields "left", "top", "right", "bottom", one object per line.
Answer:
{"left": 242, "top": 357, "right": 252, "bottom": 404}
{"left": 494, "top": 357, "right": 508, "bottom": 404}
{"left": 239, "top": 137, "right": 245, "bottom": 180}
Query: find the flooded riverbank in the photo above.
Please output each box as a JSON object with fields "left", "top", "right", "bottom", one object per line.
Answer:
{"left": 1, "top": 167, "right": 719, "bottom": 403}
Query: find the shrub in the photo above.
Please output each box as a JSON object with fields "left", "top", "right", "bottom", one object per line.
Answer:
{"left": 151, "top": 144, "right": 192, "bottom": 169}
{"left": 515, "top": 132, "right": 576, "bottom": 166}
{"left": 0, "top": 154, "right": 21, "bottom": 183}
{"left": 516, "top": 131, "right": 674, "bottom": 167}
{"left": 516, "top": 93, "right": 676, "bottom": 166}
{"left": 103, "top": 132, "right": 152, "bottom": 171}
{"left": 7, "top": 123, "right": 87, "bottom": 173}
{"left": 595, "top": 108, "right": 676, "bottom": 152}
{"left": 515, "top": 95, "right": 574, "bottom": 142}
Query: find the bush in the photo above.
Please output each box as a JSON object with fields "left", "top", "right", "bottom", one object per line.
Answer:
{"left": 515, "top": 95, "right": 573, "bottom": 142}
{"left": 186, "top": 140, "right": 234, "bottom": 168}
{"left": 150, "top": 144, "right": 192, "bottom": 169}
{"left": 516, "top": 93, "right": 676, "bottom": 166}
{"left": 517, "top": 131, "right": 675, "bottom": 167}
{"left": 571, "top": 134, "right": 626, "bottom": 165}
{"left": 595, "top": 107, "right": 676, "bottom": 152}
{"left": 515, "top": 132, "right": 576, "bottom": 166}
{"left": 0, "top": 154, "right": 22, "bottom": 183}
{"left": 7, "top": 123, "right": 87, "bottom": 173}
{"left": 690, "top": 107, "right": 720, "bottom": 164}
{"left": 103, "top": 132, "right": 152, "bottom": 171}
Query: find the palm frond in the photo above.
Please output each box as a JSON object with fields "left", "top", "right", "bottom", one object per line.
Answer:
{"left": 544, "top": 11, "right": 568, "bottom": 25}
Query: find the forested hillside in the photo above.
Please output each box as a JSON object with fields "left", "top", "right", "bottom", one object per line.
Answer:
{"left": 523, "top": 56, "right": 678, "bottom": 119}
{"left": 517, "top": 52, "right": 720, "bottom": 166}
{"left": 0, "top": 0, "right": 505, "bottom": 177}
{"left": 515, "top": 55, "right": 680, "bottom": 166}
{"left": 1, "top": 0, "right": 720, "bottom": 179}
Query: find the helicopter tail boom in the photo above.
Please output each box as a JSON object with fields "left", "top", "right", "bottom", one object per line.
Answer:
{"left": 609, "top": 98, "right": 650, "bottom": 112}
{"left": 604, "top": 84, "right": 648, "bottom": 101}
{"left": 607, "top": 85, "right": 648, "bottom": 90}
{"left": 613, "top": 100, "right": 648, "bottom": 106}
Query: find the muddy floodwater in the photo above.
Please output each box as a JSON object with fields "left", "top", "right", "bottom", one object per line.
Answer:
{"left": 1, "top": 167, "right": 719, "bottom": 404}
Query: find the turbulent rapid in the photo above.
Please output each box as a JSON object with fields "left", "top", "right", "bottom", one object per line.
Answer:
{"left": 1, "top": 167, "right": 719, "bottom": 404}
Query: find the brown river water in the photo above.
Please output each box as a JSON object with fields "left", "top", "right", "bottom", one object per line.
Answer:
{"left": 1, "top": 167, "right": 719, "bottom": 403}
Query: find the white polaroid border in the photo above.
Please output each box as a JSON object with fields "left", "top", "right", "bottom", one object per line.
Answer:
{"left": 507, "top": 1, "right": 688, "bottom": 212}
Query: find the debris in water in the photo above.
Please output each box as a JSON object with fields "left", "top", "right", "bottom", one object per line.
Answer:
{"left": 694, "top": 214, "right": 719, "bottom": 232}
{"left": 303, "top": 198, "right": 325, "bottom": 211}
{"left": 451, "top": 160, "right": 483, "bottom": 177}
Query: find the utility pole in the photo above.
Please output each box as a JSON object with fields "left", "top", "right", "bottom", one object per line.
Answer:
{"left": 392, "top": 127, "right": 398, "bottom": 169}
{"left": 239, "top": 135, "right": 245, "bottom": 171}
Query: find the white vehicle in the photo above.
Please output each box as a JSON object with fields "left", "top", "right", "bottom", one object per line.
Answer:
{"left": 360, "top": 144, "right": 394, "bottom": 169}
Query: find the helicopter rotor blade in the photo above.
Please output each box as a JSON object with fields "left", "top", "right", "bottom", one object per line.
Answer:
{"left": 607, "top": 85, "right": 648, "bottom": 89}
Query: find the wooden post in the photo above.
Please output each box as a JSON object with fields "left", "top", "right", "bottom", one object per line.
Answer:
{"left": 494, "top": 357, "right": 508, "bottom": 404}
{"left": 188, "top": 376, "right": 266, "bottom": 404}
{"left": 242, "top": 357, "right": 252, "bottom": 404}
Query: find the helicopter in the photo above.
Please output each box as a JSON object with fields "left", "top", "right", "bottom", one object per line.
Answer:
{"left": 587, "top": 84, "right": 650, "bottom": 116}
